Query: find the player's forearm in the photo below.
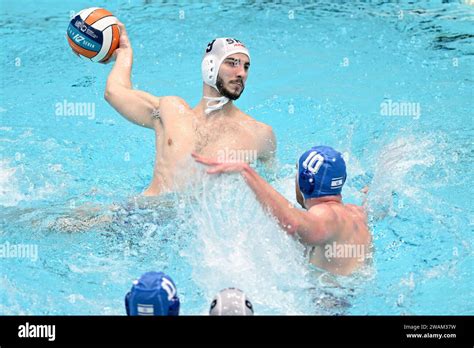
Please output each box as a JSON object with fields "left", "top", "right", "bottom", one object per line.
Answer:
{"left": 106, "top": 49, "right": 133, "bottom": 90}
{"left": 241, "top": 164, "right": 299, "bottom": 235}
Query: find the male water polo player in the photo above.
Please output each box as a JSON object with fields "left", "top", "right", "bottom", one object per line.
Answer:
{"left": 104, "top": 23, "right": 275, "bottom": 195}
{"left": 194, "top": 146, "right": 372, "bottom": 276}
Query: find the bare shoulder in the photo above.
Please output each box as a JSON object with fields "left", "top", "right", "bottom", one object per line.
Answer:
{"left": 159, "top": 96, "right": 191, "bottom": 115}
{"left": 159, "top": 96, "right": 191, "bottom": 109}
{"left": 257, "top": 120, "right": 274, "bottom": 138}
{"left": 308, "top": 204, "right": 338, "bottom": 221}
{"left": 255, "top": 120, "right": 275, "bottom": 147}
{"left": 149, "top": 96, "right": 192, "bottom": 131}
{"left": 246, "top": 113, "right": 272, "bottom": 131}
{"left": 346, "top": 203, "right": 366, "bottom": 213}
{"left": 345, "top": 204, "right": 368, "bottom": 221}
{"left": 239, "top": 111, "right": 275, "bottom": 148}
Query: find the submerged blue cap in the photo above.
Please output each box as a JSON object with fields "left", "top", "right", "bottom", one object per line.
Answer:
{"left": 297, "top": 146, "right": 346, "bottom": 200}
{"left": 125, "top": 271, "right": 180, "bottom": 316}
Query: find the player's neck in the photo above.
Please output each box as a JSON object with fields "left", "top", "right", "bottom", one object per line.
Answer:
{"left": 305, "top": 195, "right": 343, "bottom": 209}
{"left": 196, "top": 97, "right": 235, "bottom": 118}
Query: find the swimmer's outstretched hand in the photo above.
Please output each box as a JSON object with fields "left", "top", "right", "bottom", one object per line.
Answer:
{"left": 101, "top": 21, "right": 132, "bottom": 65}
{"left": 192, "top": 152, "right": 248, "bottom": 174}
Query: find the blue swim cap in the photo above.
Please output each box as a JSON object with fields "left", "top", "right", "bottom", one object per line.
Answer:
{"left": 125, "top": 271, "right": 180, "bottom": 316}
{"left": 297, "top": 146, "right": 346, "bottom": 200}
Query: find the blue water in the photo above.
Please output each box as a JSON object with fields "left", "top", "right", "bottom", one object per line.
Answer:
{"left": 0, "top": 0, "right": 473, "bottom": 315}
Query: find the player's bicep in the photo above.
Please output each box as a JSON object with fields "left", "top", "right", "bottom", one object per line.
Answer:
{"left": 104, "top": 87, "right": 161, "bottom": 129}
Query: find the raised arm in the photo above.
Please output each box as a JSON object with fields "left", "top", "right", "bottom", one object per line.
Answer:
{"left": 103, "top": 22, "right": 161, "bottom": 129}
{"left": 193, "top": 154, "right": 334, "bottom": 245}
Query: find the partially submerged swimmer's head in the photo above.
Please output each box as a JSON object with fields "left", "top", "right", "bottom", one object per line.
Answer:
{"left": 201, "top": 38, "right": 250, "bottom": 114}
{"left": 295, "top": 146, "right": 347, "bottom": 209}
{"left": 209, "top": 288, "right": 254, "bottom": 316}
{"left": 125, "top": 271, "right": 180, "bottom": 316}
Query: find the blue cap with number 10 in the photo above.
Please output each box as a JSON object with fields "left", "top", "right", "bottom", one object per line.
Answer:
{"left": 297, "top": 145, "right": 347, "bottom": 200}
{"left": 125, "top": 271, "right": 180, "bottom": 316}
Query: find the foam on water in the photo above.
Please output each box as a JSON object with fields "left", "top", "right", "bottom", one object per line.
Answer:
{"left": 0, "top": 158, "right": 63, "bottom": 208}
{"left": 0, "top": 160, "right": 24, "bottom": 207}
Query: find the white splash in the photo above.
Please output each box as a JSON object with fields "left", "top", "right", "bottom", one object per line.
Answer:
{"left": 0, "top": 160, "right": 25, "bottom": 207}
{"left": 179, "top": 169, "right": 314, "bottom": 314}
{"left": 367, "top": 135, "right": 441, "bottom": 218}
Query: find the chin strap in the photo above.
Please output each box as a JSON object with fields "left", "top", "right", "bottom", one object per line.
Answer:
{"left": 203, "top": 96, "right": 230, "bottom": 115}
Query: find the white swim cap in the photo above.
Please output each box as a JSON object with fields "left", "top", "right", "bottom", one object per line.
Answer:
{"left": 201, "top": 38, "right": 250, "bottom": 115}
{"left": 202, "top": 38, "right": 250, "bottom": 90}
{"left": 209, "top": 288, "right": 254, "bottom": 316}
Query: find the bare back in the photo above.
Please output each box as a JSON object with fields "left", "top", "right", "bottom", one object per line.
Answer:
{"left": 308, "top": 203, "right": 371, "bottom": 276}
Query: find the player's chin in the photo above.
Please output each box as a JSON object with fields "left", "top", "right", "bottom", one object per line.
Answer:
{"left": 226, "top": 85, "right": 244, "bottom": 100}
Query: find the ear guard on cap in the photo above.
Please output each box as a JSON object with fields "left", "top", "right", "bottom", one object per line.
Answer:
{"left": 201, "top": 54, "right": 217, "bottom": 88}
{"left": 298, "top": 163, "right": 316, "bottom": 196}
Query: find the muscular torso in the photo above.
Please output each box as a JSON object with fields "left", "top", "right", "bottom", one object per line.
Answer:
{"left": 143, "top": 97, "right": 271, "bottom": 195}
{"left": 308, "top": 204, "right": 372, "bottom": 276}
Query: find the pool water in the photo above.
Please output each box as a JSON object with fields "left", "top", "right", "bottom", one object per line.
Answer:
{"left": 0, "top": 0, "right": 473, "bottom": 315}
